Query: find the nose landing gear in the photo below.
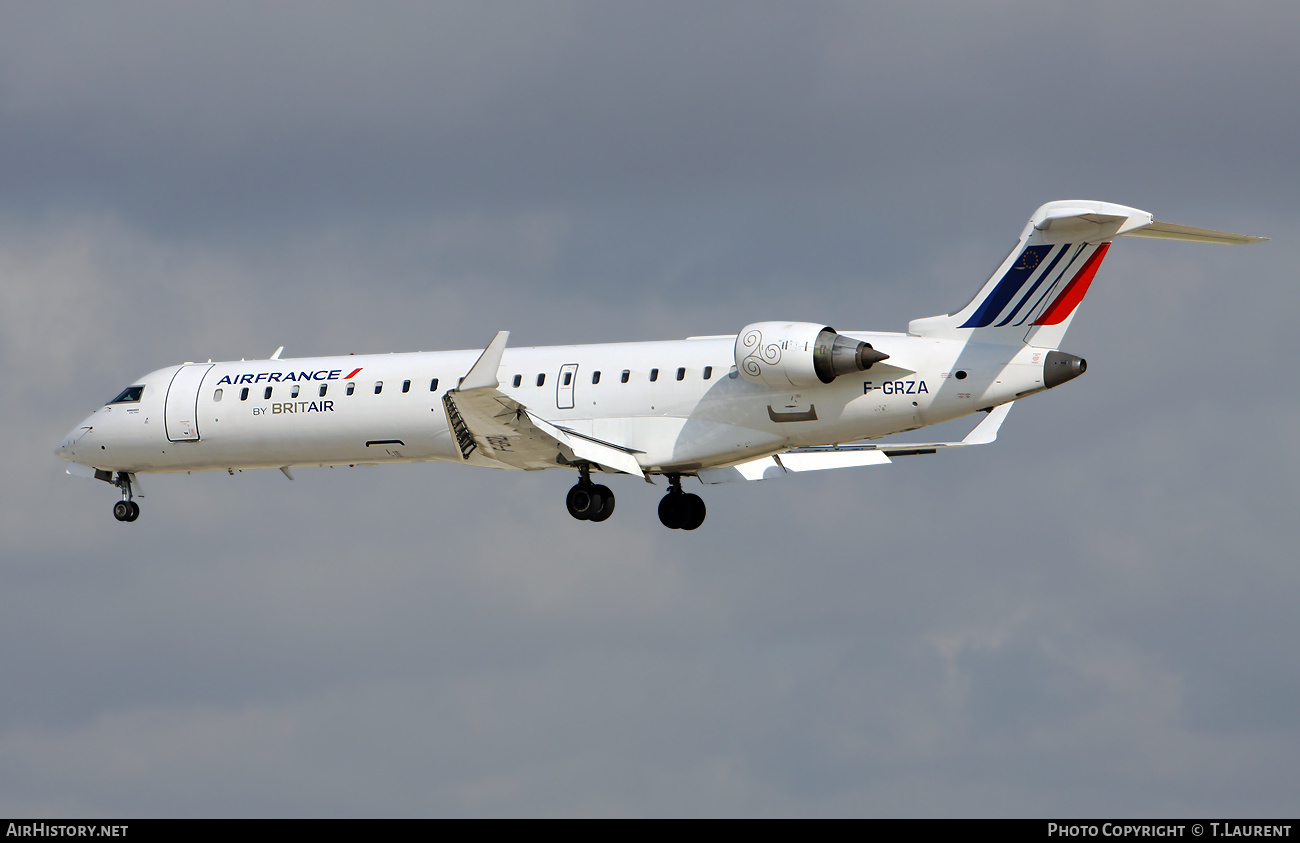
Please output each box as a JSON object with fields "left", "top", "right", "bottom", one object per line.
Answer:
{"left": 658, "top": 475, "right": 705, "bottom": 531}
{"left": 565, "top": 464, "right": 615, "bottom": 523}
{"left": 111, "top": 472, "right": 140, "bottom": 522}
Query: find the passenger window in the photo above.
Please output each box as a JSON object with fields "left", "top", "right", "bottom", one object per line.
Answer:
{"left": 240, "top": 388, "right": 249, "bottom": 401}
{"left": 374, "top": 381, "right": 383, "bottom": 394}
{"left": 703, "top": 366, "right": 713, "bottom": 380}
{"left": 214, "top": 388, "right": 223, "bottom": 402}
{"left": 264, "top": 386, "right": 273, "bottom": 400}
{"left": 319, "top": 384, "right": 328, "bottom": 397}
{"left": 676, "top": 367, "right": 685, "bottom": 381}
{"left": 513, "top": 375, "right": 522, "bottom": 388}
{"left": 621, "top": 370, "right": 630, "bottom": 384}
{"left": 563, "top": 372, "right": 572, "bottom": 386}
{"left": 650, "top": 368, "right": 659, "bottom": 382}
{"left": 592, "top": 371, "right": 601, "bottom": 385}
{"left": 291, "top": 385, "right": 300, "bottom": 398}
{"left": 346, "top": 382, "right": 355, "bottom": 396}
{"left": 536, "top": 374, "right": 545, "bottom": 387}
{"left": 430, "top": 378, "right": 439, "bottom": 392}
{"left": 402, "top": 380, "right": 411, "bottom": 393}
{"left": 108, "top": 385, "right": 145, "bottom": 404}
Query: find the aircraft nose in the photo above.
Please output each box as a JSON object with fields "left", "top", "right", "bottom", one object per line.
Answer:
{"left": 55, "top": 425, "right": 92, "bottom": 462}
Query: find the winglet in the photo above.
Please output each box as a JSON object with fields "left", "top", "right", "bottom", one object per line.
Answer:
{"left": 962, "top": 402, "right": 1013, "bottom": 445}
{"left": 458, "top": 331, "right": 509, "bottom": 390}
{"left": 270, "top": 346, "right": 284, "bottom": 360}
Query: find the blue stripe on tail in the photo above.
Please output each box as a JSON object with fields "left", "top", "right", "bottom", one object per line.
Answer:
{"left": 958, "top": 245, "right": 1052, "bottom": 328}
{"left": 993, "top": 244, "right": 1073, "bottom": 327}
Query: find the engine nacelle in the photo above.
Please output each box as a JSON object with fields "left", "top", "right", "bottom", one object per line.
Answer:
{"left": 735, "top": 322, "right": 888, "bottom": 388}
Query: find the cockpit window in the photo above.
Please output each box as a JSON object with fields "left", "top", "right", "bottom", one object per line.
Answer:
{"left": 108, "top": 386, "right": 144, "bottom": 404}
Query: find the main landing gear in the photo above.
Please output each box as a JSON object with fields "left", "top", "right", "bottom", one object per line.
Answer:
{"left": 658, "top": 475, "right": 706, "bottom": 531}
{"left": 111, "top": 471, "right": 140, "bottom": 522}
{"left": 566, "top": 464, "right": 615, "bottom": 523}
{"left": 563, "top": 467, "right": 706, "bottom": 530}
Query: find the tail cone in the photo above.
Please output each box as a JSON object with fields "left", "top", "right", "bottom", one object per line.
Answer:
{"left": 1043, "top": 351, "right": 1087, "bottom": 389}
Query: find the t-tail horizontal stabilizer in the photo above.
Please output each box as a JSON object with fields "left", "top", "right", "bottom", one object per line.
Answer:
{"left": 908, "top": 201, "right": 1265, "bottom": 349}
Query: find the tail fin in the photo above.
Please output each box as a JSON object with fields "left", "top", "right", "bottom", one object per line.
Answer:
{"left": 908, "top": 200, "right": 1265, "bottom": 348}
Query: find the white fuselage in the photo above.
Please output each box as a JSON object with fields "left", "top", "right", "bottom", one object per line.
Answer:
{"left": 56, "top": 332, "right": 1051, "bottom": 477}
{"left": 54, "top": 201, "right": 1261, "bottom": 527}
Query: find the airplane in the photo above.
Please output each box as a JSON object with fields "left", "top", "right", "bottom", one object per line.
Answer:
{"left": 55, "top": 200, "right": 1264, "bottom": 529}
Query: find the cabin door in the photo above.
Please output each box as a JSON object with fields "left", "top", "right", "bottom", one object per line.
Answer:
{"left": 556, "top": 363, "right": 578, "bottom": 410}
{"left": 165, "top": 363, "right": 214, "bottom": 442}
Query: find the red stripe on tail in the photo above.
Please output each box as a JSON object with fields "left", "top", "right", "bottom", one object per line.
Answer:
{"left": 1032, "top": 242, "right": 1110, "bottom": 326}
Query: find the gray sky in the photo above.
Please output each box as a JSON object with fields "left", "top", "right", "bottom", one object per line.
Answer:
{"left": 3, "top": 1, "right": 1298, "bottom": 817}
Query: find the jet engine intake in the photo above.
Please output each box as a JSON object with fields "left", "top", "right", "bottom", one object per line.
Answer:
{"left": 735, "top": 322, "right": 889, "bottom": 388}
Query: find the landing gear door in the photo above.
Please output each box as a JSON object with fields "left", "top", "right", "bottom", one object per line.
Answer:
{"left": 165, "top": 363, "right": 214, "bottom": 442}
{"left": 556, "top": 363, "right": 578, "bottom": 410}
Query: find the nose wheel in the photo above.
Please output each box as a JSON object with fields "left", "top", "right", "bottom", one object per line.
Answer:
{"left": 658, "top": 475, "right": 705, "bottom": 530}
{"left": 113, "top": 500, "right": 140, "bottom": 522}
{"left": 565, "top": 464, "right": 615, "bottom": 523}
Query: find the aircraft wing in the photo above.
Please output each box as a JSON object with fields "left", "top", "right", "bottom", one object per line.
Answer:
{"left": 698, "top": 403, "right": 1012, "bottom": 484}
{"left": 442, "top": 332, "right": 645, "bottom": 477}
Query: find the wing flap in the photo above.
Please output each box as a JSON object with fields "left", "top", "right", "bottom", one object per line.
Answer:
{"left": 698, "top": 403, "right": 1013, "bottom": 484}
{"left": 443, "top": 389, "right": 558, "bottom": 469}
{"left": 698, "top": 457, "right": 785, "bottom": 484}
{"left": 524, "top": 412, "right": 645, "bottom": 476}
{"left": 698, "top": 450, "right": 891, "bottom": 484}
